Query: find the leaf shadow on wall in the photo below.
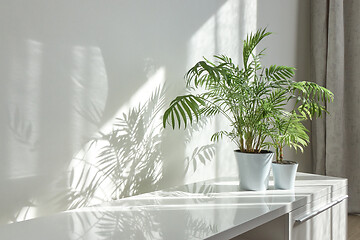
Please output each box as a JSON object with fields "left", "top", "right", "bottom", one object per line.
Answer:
{"left": 46, "top": 86, "right": 216, "bottom": 212}
{"left": 0, "top": 107, "right": 40, "bottom": 223}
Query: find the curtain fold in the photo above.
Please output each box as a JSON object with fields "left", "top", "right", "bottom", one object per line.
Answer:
{"left": 311, "top": 0, "right": 360, "bottom": 213}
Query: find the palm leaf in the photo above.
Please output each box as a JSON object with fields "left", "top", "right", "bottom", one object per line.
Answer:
{"left": 163, "top": 95, "right": 206, "bottom": 129}
{"left": 243, "top": 28, "right": 271, "bottom": 70}
{"left": 265, "top": 65, "right": 295, "bottom": 81}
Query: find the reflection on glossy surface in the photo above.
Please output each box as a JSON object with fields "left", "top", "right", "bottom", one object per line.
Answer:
{"left": 68, "top": 208, "right": 218, "bottom": 240}
{"left": 0, "top": 173, "right": 347, "bottom": 240}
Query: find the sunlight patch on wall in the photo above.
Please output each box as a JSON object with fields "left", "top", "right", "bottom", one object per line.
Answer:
{"left": 214, "top": 0, "right": 258, "bottom": 180}
{"left": 185, "top": 7, "right": 217, "bottom": 184}
{"left": 185, "top": 0, "right": 258, "bottom": 182}
{"left": 187, "top": 16, "right": 216, "bottom": 68}
{"left": 216, "top": 0, "right": 241, "bottom": 60}
{"left": 64, "top": 66, "right": 166, "bottom": 207}
{"left": 240, "top": 0, "right": 257, "bottom": 42}
{"left": 215, "top": 0, "right": 257, "bottom": 61}
{"left": 70, "top": 46, "right": 108, "bottom": 151}
{"left": 7, "top": 39, "right": 42, "bottom": 179}
{"left": 101, "top": 66, "right": 166, "bottom": 135}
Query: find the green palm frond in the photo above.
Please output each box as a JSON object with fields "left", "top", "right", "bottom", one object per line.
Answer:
{"left": 163, "top": 94, "right": 206, "bottom": 129}
{"left": 211, "top": 130, "right": 237, "bottom": 143}
{"left": 185, "top": 61, "right": 223, "bottom": 88}
{"left": 292, "top": 81, "right": 334, "bottom": 118}
{"left": 243, "top": 28, "right": 271, "bottom": 70}
{"left": 293, "top": 81, "right": 334, "bottom": 102}
{"left": 271, "top": 111, "right": 310, "bottom": 161}
{"left": 265, "top": 65, "right": 296, "bottom": 81}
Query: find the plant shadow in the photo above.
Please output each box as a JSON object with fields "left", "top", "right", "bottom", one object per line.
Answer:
{"left": 50, "top": 85, "right": 216, "bottom": 212}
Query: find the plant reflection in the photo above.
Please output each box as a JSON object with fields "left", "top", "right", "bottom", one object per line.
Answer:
{"left": 69, "top": 207, "right": 218, "bottom": 240}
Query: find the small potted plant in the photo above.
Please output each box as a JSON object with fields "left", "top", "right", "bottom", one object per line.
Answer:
{"left": 267, "top": 81, "right": 333, "bottom": 189}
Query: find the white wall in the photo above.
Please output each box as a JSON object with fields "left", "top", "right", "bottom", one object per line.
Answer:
{"left": 0, "top": 0, "right": 310, "bottom": 223}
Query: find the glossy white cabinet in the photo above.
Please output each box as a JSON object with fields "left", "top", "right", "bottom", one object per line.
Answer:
{"left": 234, "top": 174, "right": 348, "bottom": 240}
{"left": 331, "top": 199, "right": 347, "bottom": 240}
{"left": 0, "top": 173, "right": 347, "bottom": 240}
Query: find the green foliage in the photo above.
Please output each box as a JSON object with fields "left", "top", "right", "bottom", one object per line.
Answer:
{"left": 267, "top": 81, "right": 334, "bottom": 162}
{"left": 163, "top": 29, "right": 333, "bottom": 159}
{"left": 265, "top": 111, "right": 310, "bottom": 162}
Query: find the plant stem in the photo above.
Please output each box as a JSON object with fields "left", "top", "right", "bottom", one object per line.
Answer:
{"left": 279, "top": 145, "right": 284, "bottom": 163}
{"left": 255, "top": 131, "right": 262, "bottom": 152}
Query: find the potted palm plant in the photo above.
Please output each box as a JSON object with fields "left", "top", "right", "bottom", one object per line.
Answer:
{"left": 269, "top": 112, "right": 308, "bottom": 190}
{"left": 163, "top": 29, "right": 288, "bottom": 191}
{"left": 162, "top": 29, "right": 333, "bottom": 191}
{"left": 267, "top": 81, "right": 333, "bottom": 189}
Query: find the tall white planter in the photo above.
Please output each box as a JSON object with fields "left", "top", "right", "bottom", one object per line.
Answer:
{"left": 272, "top": 162, "right": 298, "bottom": 190}
{"left": 234, "top": 150, "right": 274, "bottom": 191}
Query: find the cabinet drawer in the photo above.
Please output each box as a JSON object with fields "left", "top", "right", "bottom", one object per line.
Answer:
{"left": 291, "top": 205, "right": 331, "bottom": 240}
{"left": 290, "top": 190, "right": 347, "bottom": 240}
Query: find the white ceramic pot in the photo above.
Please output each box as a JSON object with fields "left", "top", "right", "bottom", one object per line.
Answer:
{"left": 234, "top": 150, "right": 274, "bottom": 191}
{"left": 272, "top": 161, "right": 298, "bottom": 190}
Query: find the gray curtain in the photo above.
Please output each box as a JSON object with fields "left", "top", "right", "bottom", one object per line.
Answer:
{"left": 311, "top": 0, "right": 360, "bottom": 213}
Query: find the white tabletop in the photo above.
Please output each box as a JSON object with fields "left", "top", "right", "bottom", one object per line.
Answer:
{"left": 0, "top": 173, "right": 347, "bottom": 240}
